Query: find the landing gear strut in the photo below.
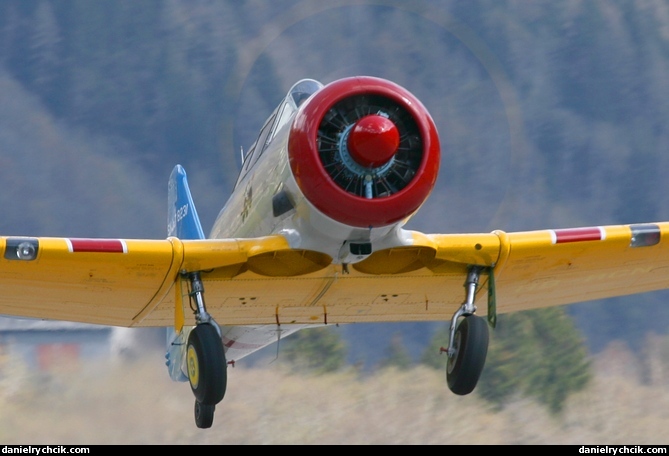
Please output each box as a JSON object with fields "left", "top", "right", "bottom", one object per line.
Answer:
{"left": 185, "top": 272, "right": 227, "bottom": 428}
{"left": 445, "top": 266, "right": 490, "bottom": 395}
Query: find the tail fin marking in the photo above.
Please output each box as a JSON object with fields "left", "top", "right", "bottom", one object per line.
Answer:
{"left": 167, "top": 164, "right": 205, "bottom": 240}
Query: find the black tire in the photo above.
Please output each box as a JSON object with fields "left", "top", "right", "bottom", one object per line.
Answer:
{"left": 194, "top": 400, "right": 215, "bottom": 429}
{"left": 446, "top": 315, "right": 489, "bottom": 395}
{"left": 187, "top": 324, "right": 227, "bottom": 405}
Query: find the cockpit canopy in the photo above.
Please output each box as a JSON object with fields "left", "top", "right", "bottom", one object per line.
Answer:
{"left": 238, "top": 79, "right": 323, "bottom": 182}
{"left": 288, "top": 79, "right": 323, "bottom": 108}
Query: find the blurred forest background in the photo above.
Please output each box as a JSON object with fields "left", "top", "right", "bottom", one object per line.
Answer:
{"left": 1, "top": 0, "right": 669, "bottom": 443}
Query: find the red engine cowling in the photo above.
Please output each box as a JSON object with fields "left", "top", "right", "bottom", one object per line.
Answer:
{"left": 288, "top": 76, "right": 440, "bottom": 228}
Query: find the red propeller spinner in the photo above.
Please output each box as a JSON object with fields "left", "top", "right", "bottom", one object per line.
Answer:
{"left": 347, "top": 114, "right": 400, "bottom": 168}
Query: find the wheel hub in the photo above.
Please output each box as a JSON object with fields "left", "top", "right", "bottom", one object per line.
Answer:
{"left": 187, "top": 345, "right": 200, "bottom": 388}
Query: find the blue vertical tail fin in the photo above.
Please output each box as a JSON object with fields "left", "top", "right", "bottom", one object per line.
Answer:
{"left": 167, "top": 165, "right": 205, "bottom": 240}
{"left": 166, "top": 165, "right": 205, "bottom": 382}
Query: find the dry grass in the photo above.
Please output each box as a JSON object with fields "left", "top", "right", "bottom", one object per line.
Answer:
{"left": 0, "top": 341, "right": 668, "bottom": 445}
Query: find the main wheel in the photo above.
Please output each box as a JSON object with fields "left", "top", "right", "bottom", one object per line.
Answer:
{"left": 446, "top": 315, "right": 489, "bottom": 395}
{"left": 187, "top": 324, "right": 227, "bottom": 405}
{"left": 194, "top": 400, "right": 215, "bottom": 429}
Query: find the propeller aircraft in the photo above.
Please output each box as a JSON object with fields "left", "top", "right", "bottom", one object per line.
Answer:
{"left": 1, "top": 76, "right": 668, "bottom": 428}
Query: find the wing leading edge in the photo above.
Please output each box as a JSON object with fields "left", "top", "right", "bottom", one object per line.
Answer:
{"left": 0, "top": 222, "right": 667, "bottom": 328}
{"left": 492, "top": 223, "right": 669, "bottom": 313}
{"left": 0, "top": 235, "right": 291, "bottom": 326}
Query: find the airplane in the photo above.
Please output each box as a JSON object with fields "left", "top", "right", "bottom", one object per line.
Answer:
{"left": 1, "top": 75, "right": 668, "bottom": 429}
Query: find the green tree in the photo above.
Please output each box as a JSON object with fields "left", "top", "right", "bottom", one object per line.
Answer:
{"left": 282, "top": 326, "right": 347, "bottom": 374}
{"left": 520, "top": 307, "right": 592, "bottom": 414}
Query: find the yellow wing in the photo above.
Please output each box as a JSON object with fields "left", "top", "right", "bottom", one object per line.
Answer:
{"left": 0, "top": 235, "right": 294, "bottom": 326}
{"left": 1, "top": 222, "right": 668, "bottom": 328}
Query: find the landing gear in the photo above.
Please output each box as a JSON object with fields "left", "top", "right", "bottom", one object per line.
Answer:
{"left": 444, "top": 266, "right": 490, "bottom": 395}
{"left": 194, "top": 401, "right": 216, "bottom": 429}
{"left": 185, "top": 272, "right": 227, "bottom": 429}
{"left": 187, "top": 324, "right": 227, "bottom": 405}
{"left": 447, "top": 315, "right": 489, "bottom": 395}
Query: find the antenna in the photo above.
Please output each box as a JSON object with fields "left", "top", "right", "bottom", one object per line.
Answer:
{"left": 268, "top": 324, "right": 284, "bottom": 365}
{"left": 239, "top": 146, "right": 245, "bottom": 165}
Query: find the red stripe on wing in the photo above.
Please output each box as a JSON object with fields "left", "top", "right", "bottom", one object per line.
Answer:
{"left": 552, "top": 227, "right": 604, "bottom": 244}
{"left": 67, "top": 238, "right": 127, "bottom": 253}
